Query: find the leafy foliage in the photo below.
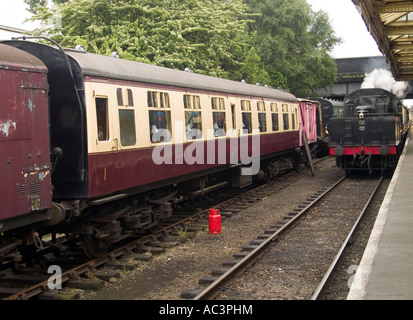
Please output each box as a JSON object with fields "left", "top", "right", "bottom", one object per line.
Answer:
{"left": 243, "top": 0, "right": 341, "bottom": 97}
{"left": 25, "top": 0, "right": 341, "bottom": 97}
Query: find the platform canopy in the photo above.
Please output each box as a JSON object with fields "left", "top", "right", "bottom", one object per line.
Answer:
{"left": 353, "top": 0, "right": 413, "bottom": 81}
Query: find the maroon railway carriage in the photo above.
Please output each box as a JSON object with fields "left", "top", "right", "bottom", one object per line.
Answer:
{"left": 1, "top": 40, "right": 307, "bottom": 258}
{"left": 0, "top": 44, "right": 52, "bottom": 260}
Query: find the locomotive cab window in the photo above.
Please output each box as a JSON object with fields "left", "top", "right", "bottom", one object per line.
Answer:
{"left": 148, "top": 91, "right": 172, "bottom": 143}
{"left": 96, "top": 97, "right": 109, "bottom": 141}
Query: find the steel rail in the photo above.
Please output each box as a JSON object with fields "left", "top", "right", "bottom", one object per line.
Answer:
{"left": 2, "top": 171, "right": 291, "bottom": 300}
{"left": 4, "top": 158, "right": 329, "bottom": 300}
{"left": 193, "top": 175, "right": 347, "bottom": 300}
{"left": 310, "top": 175, "right": 384, "bottom": 300}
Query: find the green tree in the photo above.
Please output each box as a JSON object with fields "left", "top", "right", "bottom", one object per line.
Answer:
{"left": 243, "top": 0, "right": 341, "bottom": 97}
{"left": 24, "top": 0, "right": 48, "bottom": 14}
{"left": 26, "top": 0, "right": 340, "bottom": 97}
{"left": 27, "top": 0, "right": 254, "bottom": 79}
{"left": 235, "top": 47, "right": 272, "bottom": 87}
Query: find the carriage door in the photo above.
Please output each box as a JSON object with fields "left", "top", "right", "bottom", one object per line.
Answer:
{"left": 92, "top": 95, "right": 115, "bottom": 197}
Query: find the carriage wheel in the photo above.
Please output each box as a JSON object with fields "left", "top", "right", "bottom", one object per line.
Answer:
{"left": 81, "top": 234, "right": 110, "bottom": 259}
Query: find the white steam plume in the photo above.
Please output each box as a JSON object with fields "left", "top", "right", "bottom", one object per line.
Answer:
{"left": 361, "top": 68, "right": 409, "bottom": 98}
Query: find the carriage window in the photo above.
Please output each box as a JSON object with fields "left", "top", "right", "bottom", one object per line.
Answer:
{"left": 116, "top": 88, "right": 123, "bottom": 106}
{"left": 219, "top": 98, "right": 225, "bottom": 110}
{"left": 257, "top": 101, "right": 266, "bottom": 112}
{"left": 185, "top": 111, "right": 203, "bottom": 140}
{"left": 148, "top": 91, "right": 157, "bottom": 108}
{"left": 96, "top": 97, "right": 109, "bottom": 141}
{"left": 127, "top": 89, "right": 134, "bottom": 106}
{"left": 160, "top": 92, "right": 170, "bottom": 108}
{"left": 212, "top": 97, "right": 225, "bottom": 110}
{"left": 283, "top": 113, "right": 289, "bottom": 130}
{"left": 149, "top": 110, "right": 172, "bottom": 143}
{"left": 148, "top": 91, "right": 171, "bottom": 143}
{"left": 213, "top": 112, "right": 226, "bottom": 136}
{"left": 119, "top": 109, "right": 136, "bottom": 146}
{"left": 148, "top": 91, "right": 170, "bottom": 108}
{"left": 242, "top": 112, "right": 252, "bottom": 134}
{"left": 270, "top": 103, "right": 278, "bottom": 112}
{"left": 241, "top": 100, "right": 251, "bottom": 111}
{"left": 258, "top": 113, "right": 267, "bottom": 132}
{"left": 291, "top": 109, "right": 297, "bottom": 130}
{"left": 271, "top": 113, "right": 279, "bottom": 131}
{"left": 184, "top": 94, "right": 201, "bottom": 109}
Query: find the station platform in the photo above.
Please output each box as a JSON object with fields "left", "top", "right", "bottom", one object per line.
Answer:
{"left": 347, "top": 130, "right": 413, "bottom": 300}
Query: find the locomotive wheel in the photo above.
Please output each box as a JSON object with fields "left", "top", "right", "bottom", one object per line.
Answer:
{"left": 81, "top": 235, "right": 110, "bottom": 259}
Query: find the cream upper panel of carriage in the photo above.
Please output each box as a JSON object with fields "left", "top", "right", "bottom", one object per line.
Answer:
{"left": 84, "top": 80, "right": 299, "bottom": 154}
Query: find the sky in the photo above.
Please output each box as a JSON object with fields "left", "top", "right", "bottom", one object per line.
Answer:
{"left": 307, "top": 0, "right": 382, "bottom": 58}
{"left": 0, "top": 0, "right": 383, "bottom": 59}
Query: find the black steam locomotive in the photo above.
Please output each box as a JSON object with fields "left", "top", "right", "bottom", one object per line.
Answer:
{"left": 329, "top": 88, "right": 410, "bottom": 173}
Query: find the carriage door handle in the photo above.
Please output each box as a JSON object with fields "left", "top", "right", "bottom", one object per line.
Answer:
{"left": 112, "top": 138, "right": 119, "bottom": 152}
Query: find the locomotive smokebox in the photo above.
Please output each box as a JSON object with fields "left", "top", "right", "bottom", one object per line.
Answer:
{"left": 208, "top": 209, "right": 221, "bottom": 235}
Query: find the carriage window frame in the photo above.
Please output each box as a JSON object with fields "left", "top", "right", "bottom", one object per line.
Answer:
{"left": 96, "top": 97, "right": 109, "bottom": 141}
{"left": 257, "top": 101, "right": 266, "bottom": 112}
{"left": 185, "top": 110, "right": 203, "bottom": 140}
{"left": 271, "top": 113, "right": 279, "bottom": 132}
{"left": 242, "top": 112, "right": 252, "bottom": 134}
{"left": 147, "top": 90, "right": 172, "bottom": 143}
{"left": 291, "top": 108, "right": 297, "bottom": 130}
{"left": 241, "top": 99, "right": 251, "bottom": 111}
{"left": 118, "top": 109, "right": 136, "bottom": 146}
{"left": 127, "top": 89, "right": 134, "bottom": 106}
{"left": 148, "top": 91, "right": 170, "bottom": 109}
{"left": 283, "top": 113, "right": 290, "bottom": 130}
{"left": 258, "top": 112, "right": 267, "bottom": 132}
{"left": 184, "top": 94, "right": 201, "bottom": 109}
{"left": 116, "top": 88, "right": 123, "bottom": 106}
{"left": 212, "top": 97, "right": 225, "bottom": 111}
{"left": 213, "top": 111, "right": 226, "bottom": 137}
{"left": 149, "top": 110, "right": 172, "bottom": 143}
{"left": 117, "top": 88, "right": 134, "bottom": 107}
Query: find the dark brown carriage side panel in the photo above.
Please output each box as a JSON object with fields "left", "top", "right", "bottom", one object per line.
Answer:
{"left": 0, "top": 44, "right": 51, "bottom": 230}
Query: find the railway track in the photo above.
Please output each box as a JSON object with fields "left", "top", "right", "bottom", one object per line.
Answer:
{"left": 182, "top": 172, "right": 388, "bottom": 300}
{"left": 1, "top": 160, "right": 320, "bottom": 300}
{"left": 310, "top": 175, "right": 384, "bottom": 300}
